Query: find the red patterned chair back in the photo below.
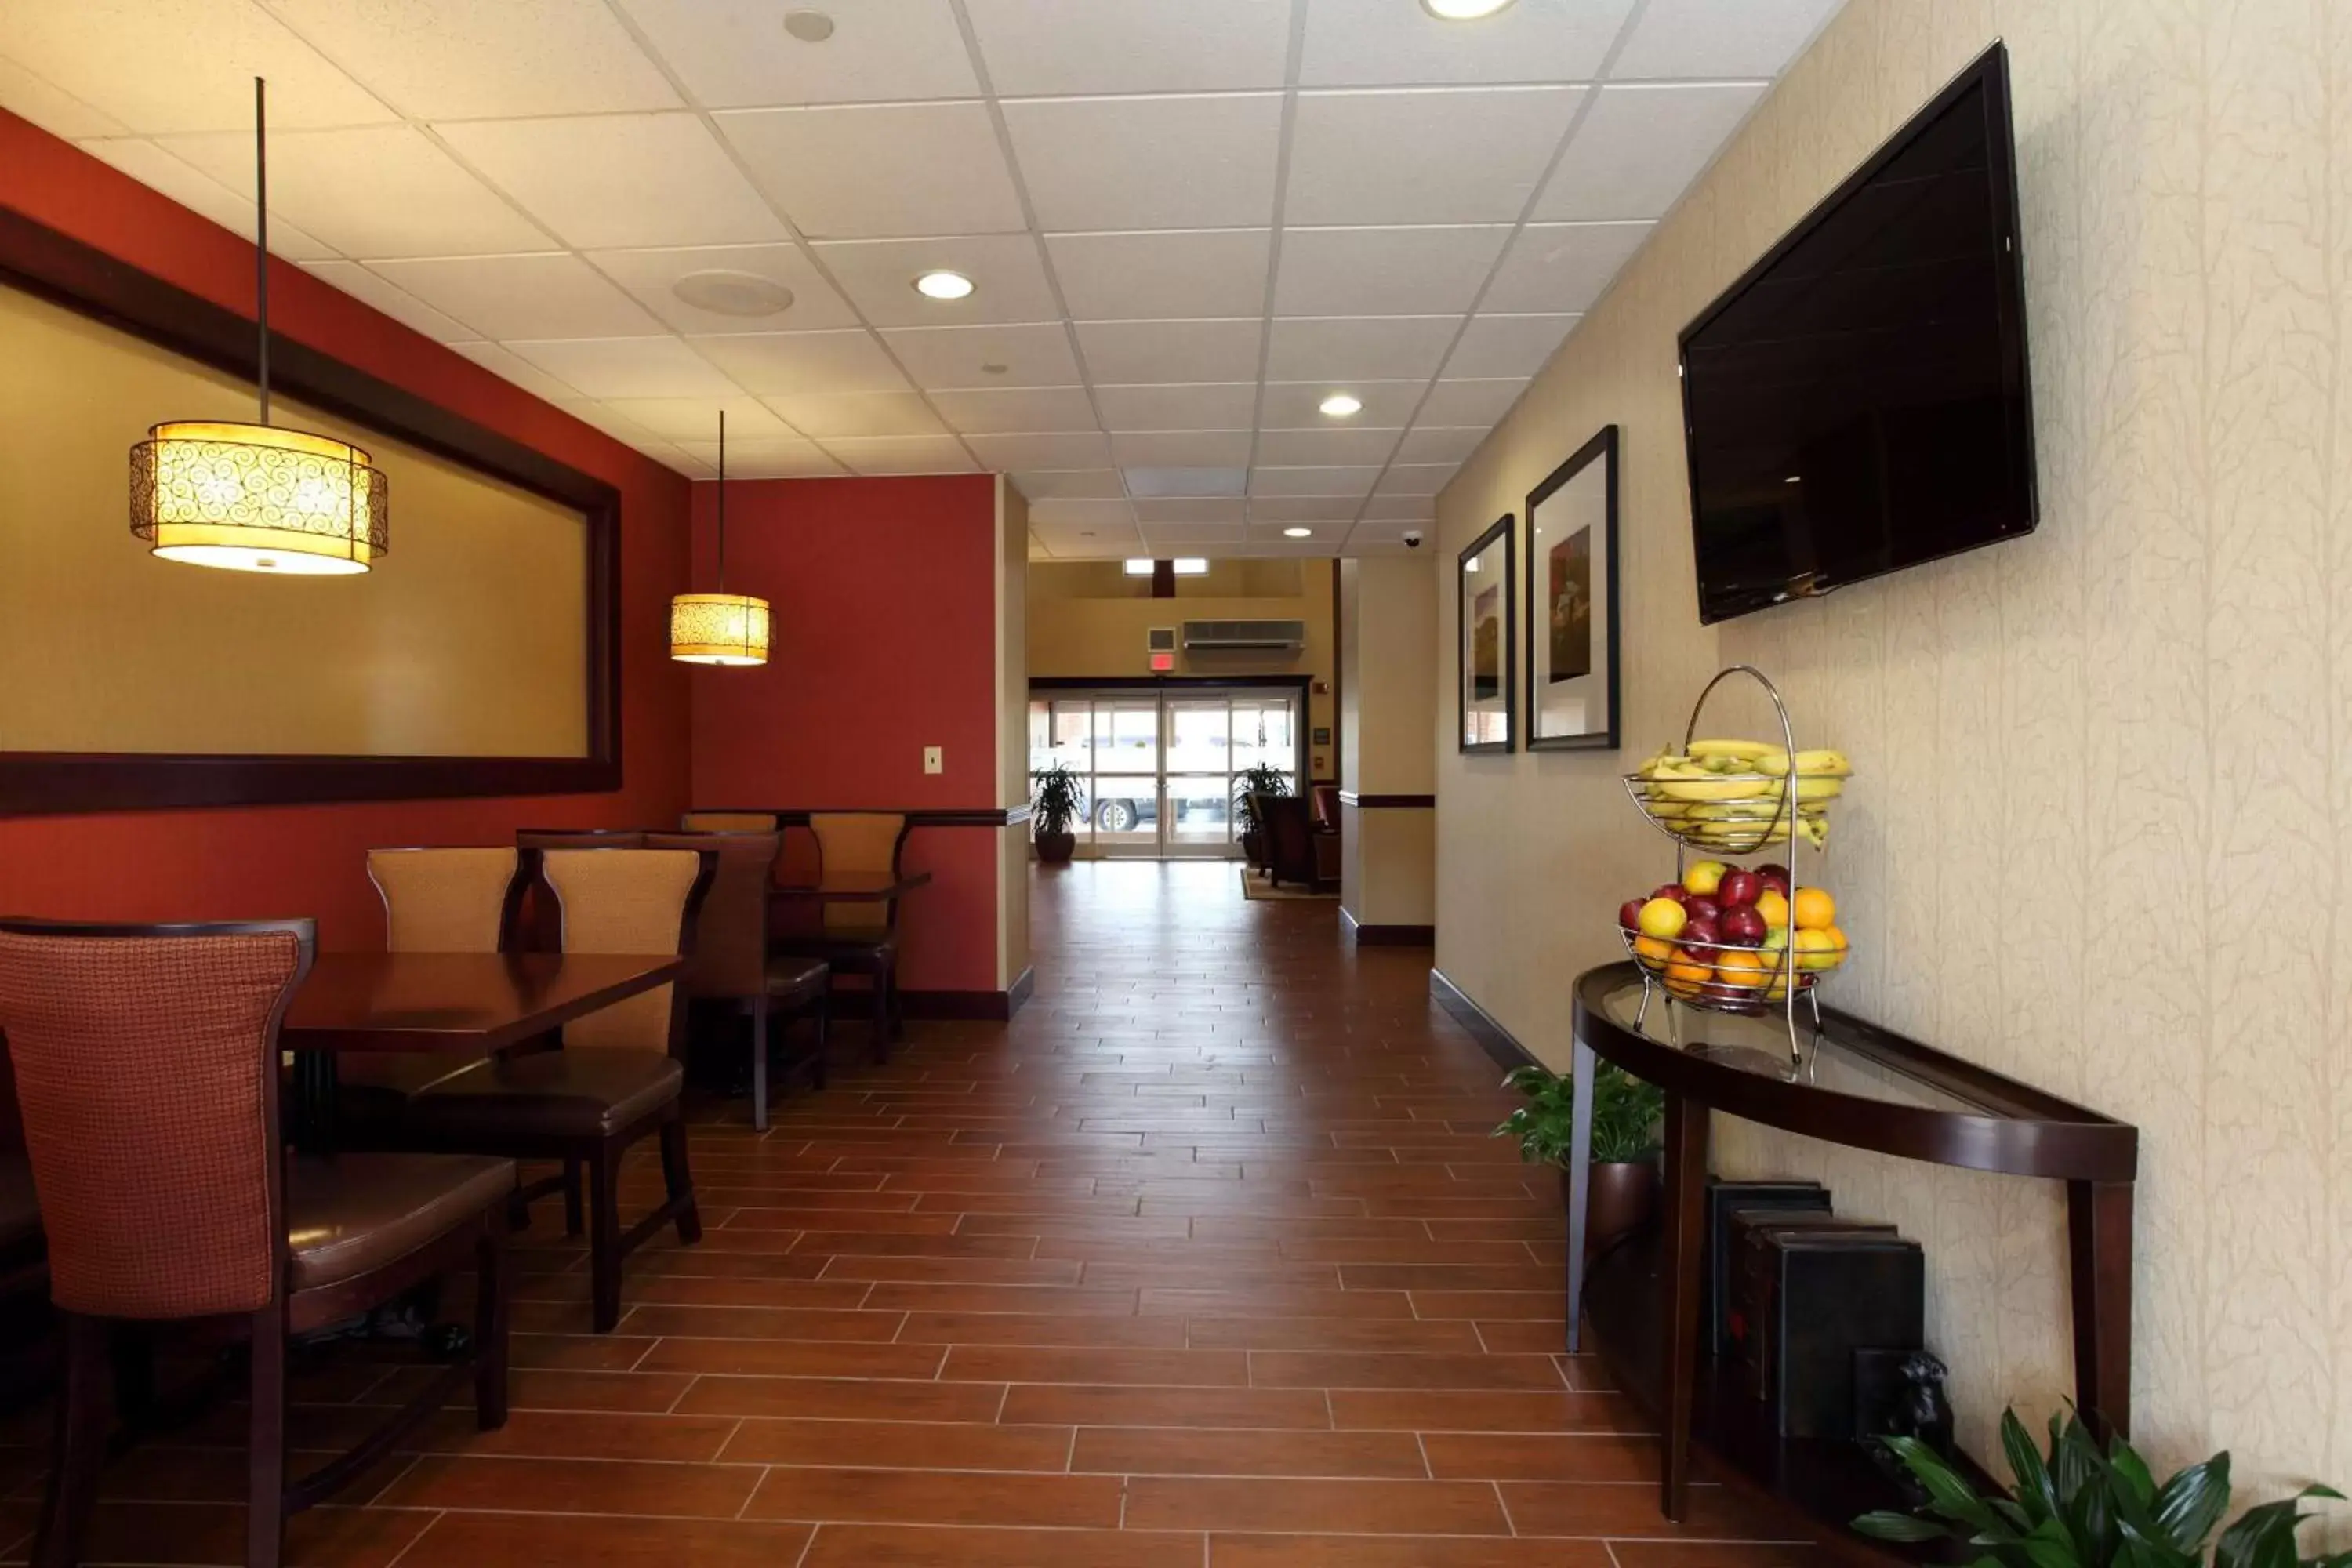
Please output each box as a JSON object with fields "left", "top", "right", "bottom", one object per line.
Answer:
{"left": 0, "top": 918, "right": 313, "bottom": 1319}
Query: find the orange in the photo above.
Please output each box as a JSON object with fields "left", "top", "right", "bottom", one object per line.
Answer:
{"left": 1714, "top": 948, "right": 1767, "bottom": 989}
{"left": 1820, "top": 925, "right": 1849, "bottom": 967}
{"left": 1754, "top": 888, "right": 1790, "bottom": 929}
{"left": 1632, "top": 935, "right": 1675, "bottom": 971}
{"left": 1682, "top": 860, "right": 1727, "bottom": 896}
{"left": 1794, "top": 928, "right": 1842, "bottom": 971}
{"left": 1664, "top": 950, "right": 1714, "bottom": 991}
{"left": 1792, "top": 887, "right": 1836, "bottom": 930}
{"left": 1636, "top": 897, "right": 1688, "bottom": 940}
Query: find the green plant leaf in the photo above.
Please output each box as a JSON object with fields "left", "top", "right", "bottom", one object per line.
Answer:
{"left": 2005, "top": 1409, "right": 2060, "bottom": 1527}
{"left": 2016, "top": 1515, "right": 2088, "bottom": 1568}
{"left": 1855, "top": 1511, "right": 1953, "bottom": 1542}
{"left": 2215, "top": 1501, "right": 2303, "bottom": 1568}
{"left": 2108, "top": 1441, "right": 2158, "bottom": 1512}
{"left": 2151, "top": 1454, "right": 2230, "bottom": 1552}
{"left": 1884, "top": 1436, "right": 2005, "bottom": 1535}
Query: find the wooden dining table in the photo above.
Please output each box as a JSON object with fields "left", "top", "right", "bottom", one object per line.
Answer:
{"left": 769, "top": 869, "right": 934, "bottom": 907}
{"left": 279, "top": 950, "right": 684, "bottom": 1152}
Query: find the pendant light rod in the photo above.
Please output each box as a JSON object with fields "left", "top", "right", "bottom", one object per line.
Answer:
{"left": 717, "top": 408, "right": 727, "bottom": 593}
{"left": 254, "top": 75, "right": 270, "bottom": 426}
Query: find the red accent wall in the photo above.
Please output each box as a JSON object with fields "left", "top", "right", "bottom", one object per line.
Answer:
{"left": 0, "top": 110, "right": 694, "bottom": 948}
{"left": 687, "top": 476, "right": 1002, "bottom": 993}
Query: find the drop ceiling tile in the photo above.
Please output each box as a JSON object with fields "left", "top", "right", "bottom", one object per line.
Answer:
{"left": 881, "top": 321, "right": 1082, "bottom": 390}
{"left": 1417, "top": 377, "right": 1528, "bottom": 426}
{"left": 1076, "top": 320, "right": 1264, "bottom": 385}
{"left": 1258, "top": 379, "right": 1425, "bottom": 428}
{"left": 967, "top": 0, "right": 1290, "bottom": 94}
{"left": 1046, "top": 230, "right": 1272, "bottom": 321}
{"left": 1093, "top": 383, "right": 1258, "bottom": 433}
{"left": 613, "top": 0, "right": 978, "bottom": 107}
{"left": 1445, "top": 314, "right": 1579, "bottom": 379}
{"left": 1004, "top": 95, "right": 1283, "bottom": 233}
{"left": 1252, "top": 426, "right": 1406, "bottom": 466}
{"left": 1250, "top": 497, "right": 1363, "bottom": 523}
{"left": 1111, "top": 432, "right": 1255, "bottom": 468}
{"left": 1134, "top": 498, "right": 1247, "bottom": 523}
{"left": 69, "top": 140, "right": 343, "bottom": 260}
{"left": 1272, "top": 225, "right": 1512, "bottom": 317}
{"left": 809, "top": 234, "right": 1059, "bottom": 328}
{"left": 821, "top": 435, "right": 981, "bottom": 474}
{"left": 1287, "top": 87, "right": 1584, "bottom": 227}
{"left": 690, "top": 330, "right": 911, "bottom": 395}
{"left": 1360, "top": 492, "right": 1438, "bottom": 521}
{"left": 302, "top": 261, "right": 474, "bottom": 341}
{"left": 717, "top": 103, "right": 1025, "bottom": 239}
{"left": 967, "top": 432, "right": 1113, "bottom": 470}
{"left": 158, "top": 123, "right": 548, "bottom": 258}
{"left": 673, "top": 436, "right": 846, "bottom": 477}
{"left": 1250, "top": 466, "right": 1383, "bottom": 499}
{"left": 599, "top": 396, "right": 793, "bottom": 441}
{"left": 1125, "top": 466, "right": 1245, "bottom": 497}
{"left": 762, "top": 391, "right": 945, "bottom": 437}
{"left": 1610, "top": 0, "right": 1844, "bottom": 80}
{"left": 1537, "top": 82, "right": 1765, "bottom": 221}
{"left": 1, "top": 0, "right": 392, "bottom": 133}
{"left": 929, "top": 387, "right": 1100, "bottom": 435}
{"left": 1482, "top": 221, "right": 1653, "bottom": 314}
{"left": 0, "top": 59, "right": 126, "bottom": 137}
{"left": 437, "top": 114, "right": 785, "bottom": 250}
{"left": 1265, "top": 315, "right": 1458, "bottom": 383}
{"left": 588, "top": 244, "right": 858, "bottom": 333}
{"left": 1142, "top": 521, "right": 1249, "bottom": 541}
{"left": 551, "top": 398, "right": 658, "bottom": 445}
{"left": 446, "top": 339, "right": 585, "bottom": 401}
{"left": 365, "top": 253, "right": 662, "bottom": 339}
{"left": 1374, "top": 463, "right": 1457, "bottom": 497}
{"left": 1395, "top": 425, "right": 1490, "bottom": 465}
{"left": 1030, "top": 499, "right": 1137, "bottom": 527}
{"left": 1012, "top": 470, "right": 1126, "bottom": 499}
{"left": 1299, "top": 0, "right": 1634, "bottom": 88}
{"left": 1248, "top": 521, "right": 1330, "bottom": 541}
{"left": 506, "top": 336, "right": 742, "bottom": 399}
{"left": 638, "top": 441, "right": 712, "bottom": 477}
{"left": 269, "top": 0, "right": 679, "bottom": 118}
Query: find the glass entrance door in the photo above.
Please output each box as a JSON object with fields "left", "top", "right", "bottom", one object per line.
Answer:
{"left": 1029, "top": 686, "right": 1304, "bottom": 859}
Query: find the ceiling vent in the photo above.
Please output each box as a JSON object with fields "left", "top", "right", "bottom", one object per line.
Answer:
{"left": 1182, "top": 619, "right": 1305, "bottom": 652}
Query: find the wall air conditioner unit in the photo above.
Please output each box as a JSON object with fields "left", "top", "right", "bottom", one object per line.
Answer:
{"left": 1181, "top": 619, "right": 1305, "bottom": 651}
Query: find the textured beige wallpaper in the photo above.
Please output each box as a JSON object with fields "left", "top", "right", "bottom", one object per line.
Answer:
{"left": 1433, "top": 0, "right": 2352, "bottom": 1498}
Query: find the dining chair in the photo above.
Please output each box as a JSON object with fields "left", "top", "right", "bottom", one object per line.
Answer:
{"left": 514, "top": 831, "right": 647, "bottom": 949}
{"left": 680, "top": 811, "right": 779, "bottom": 833}
{"left": 646, "top": 832, "right": 828, "bottom": 1132}
{"left": 0, "top": 916, "right": 514, "bottom": 1568}
{"left": 396, "top": 848, "right": 715, "bottom": 1332}
{"left": 771, "top": 812, "right": 909, "bottom": 1062}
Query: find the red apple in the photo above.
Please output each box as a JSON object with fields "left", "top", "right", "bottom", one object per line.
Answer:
{"left": 1718, "top": 870, "right": 1762, "bottom": 909}
{"left": 1756, "top": 868, "right": 1791, "bottom": 897}
{"left": 1683, "top": 895, "right": 1722, "bottom": 926}
{"left": 1618, "top": 898, "right": 1646, "bottom": 933}
{"left": 1679, "top": 917, "right": 1721, "bottom": 951}
{"left": 1650, "top": 883, "right": 1691, "bottom": 906}
{"left": 1719, "top": 906, "right": 1768, "bottom": 946}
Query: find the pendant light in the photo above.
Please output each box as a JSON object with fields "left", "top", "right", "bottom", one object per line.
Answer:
{"left": 129, "top": 78, "right": 387, "bottom": 575}
{"left": 670, "top": 410, "right": 771, "bottom": 666}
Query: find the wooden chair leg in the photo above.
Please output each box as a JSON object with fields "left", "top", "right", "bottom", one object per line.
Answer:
{"left": 562, "top": 1158, "right": 584, "bottom": 1239}
{"left": 810, "top": 992, "right": 829, "bottom": 1091}
{"left": 659, "top": 1119, "right": 702, "bottom": 1246}
{"left": 869, "top": 966, "right": 891, "bottom": 1063}
{"left": 750, "top": 996, "right": 771, "bottom": 1133}
{"left": 247, "top": 1304, "right": 289, "bottom": 1568}
{"left": 588, "top": 1143, "right": 623, "bottom": 1334}
{"left": 33, "top": 1313, "right": 109, "bottom": 1568}
{"left": 474, "top": 1226, "right": 510, "bottom": 1432}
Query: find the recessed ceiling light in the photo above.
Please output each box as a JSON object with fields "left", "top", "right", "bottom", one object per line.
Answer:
{"left": 1319, "top": 393, "right": 1363, "bottom": 419}
{"left": 913, "top": 270, "right": 975, "bottom": 301}
{"left": 783, "top": 9, "right": 836, "bottom": 42}
{"left": 671, "top": 269, "right": 794, "bottom": 318}
{"left": 1283, "top": 527, "right": 1313, "bottom": 539}
{"left": 1420, "top": 0, "right": 1516, "bottom": 17}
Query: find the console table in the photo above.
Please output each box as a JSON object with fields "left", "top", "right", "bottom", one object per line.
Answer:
{"left": 1566, "top": 961, "right": 2138, "bottom": 1556}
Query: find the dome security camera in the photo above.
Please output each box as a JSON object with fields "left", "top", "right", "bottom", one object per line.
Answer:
{"left": 1403, "top": 530, "right": 1425, "bottom": 548}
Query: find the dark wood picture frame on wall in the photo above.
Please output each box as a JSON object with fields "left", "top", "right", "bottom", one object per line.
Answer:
{"left": 1526, "top": 424, "right": 1621, "bottom": 751}
{"left": 1457, "top": 514, "right": 1516, "bottom": 754}
{"left": 0, "top": 205, "right": 623, "bottom": 815}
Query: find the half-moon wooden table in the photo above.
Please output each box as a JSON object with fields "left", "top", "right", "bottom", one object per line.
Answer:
{"left": 1566, "top": 962, "right": 2138, "bottom": 1561}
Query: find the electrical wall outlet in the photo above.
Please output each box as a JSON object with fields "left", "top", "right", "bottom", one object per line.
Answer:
{"left": 923, "top": 746, "right": 943, "bottom": 775}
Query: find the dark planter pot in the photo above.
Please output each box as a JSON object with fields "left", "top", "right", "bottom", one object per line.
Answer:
{"left": 1034, "top": 829, "right": 1076, "bottom": 864}
{"left": 1241, "top": 829, "right": 1264, "bottom": 866}
{"left": 1566, "top": 1160, "right": 1659, "bottom": 1259}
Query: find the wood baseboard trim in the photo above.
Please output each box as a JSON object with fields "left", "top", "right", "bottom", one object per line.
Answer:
{"left": 901, "top": 970, "right": 1033, "bottom": 1022}
{"left": 1337, "top": 793, "right": 1436, "bottom": 809}
{"left": 1429, "top": 967, "right": 1538, "bottom": 1073}
{"left": 1340, "top": 907, "right": 1435, "bottom": 946}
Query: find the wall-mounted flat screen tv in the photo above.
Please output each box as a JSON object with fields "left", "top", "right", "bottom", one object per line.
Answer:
{"left": 1679, "top": 41, "right": 2038, "bottom": 626}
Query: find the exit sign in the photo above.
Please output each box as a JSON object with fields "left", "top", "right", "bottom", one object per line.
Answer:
{"left": 1149, "top": 652, "right": 1175, "bottom": 672}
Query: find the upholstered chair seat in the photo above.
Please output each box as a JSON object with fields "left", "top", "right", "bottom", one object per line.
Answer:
{"left": 285, "top": 1153, "right": 514, "bottom": 1292}
{"left": 409, "top": 1051, "right": 685, "bottom": 1140}
{"left": 771, "top": 812, "right": 909, "bottom": 1062}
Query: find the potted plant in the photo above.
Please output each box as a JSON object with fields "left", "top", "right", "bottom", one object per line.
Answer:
{"left": 1031, "top": 764, "right": 1083, "bottom": 865}
{"left": 1857, "top": 1406, "right": 2346, "bottom": 1568}
{"left": 1494, "top": 1062, "right": 1663, "bottom": 1257}
{"left": 1232, "top": 764, "right": 1289, "bottom": 867}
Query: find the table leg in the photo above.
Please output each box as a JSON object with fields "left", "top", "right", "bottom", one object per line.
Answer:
{"left": 1564, "top": 1033, "right": 1595, "bottom": 1354}
{"left": 1659, "top": 1089, "right": 1709, "bottom": 1521}
{"left": 2066, "top": 1179, "right": 2133, "bottom": 1441}
{"left": 288, "top": 1051, "right": 338, "bottom": 1154}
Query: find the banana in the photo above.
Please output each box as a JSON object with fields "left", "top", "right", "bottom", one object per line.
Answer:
{"left": 1794, "top": 775, "right": 1844, "bottom": 803}
{"left": 1759, "top": 748, "right": 1853, "bottom": 779}
{"left": 1655, "top": 776, "right": 1761, "bottom": 802}
{"left": 1686, "top": 738, "right": 1777, "bottom": 763}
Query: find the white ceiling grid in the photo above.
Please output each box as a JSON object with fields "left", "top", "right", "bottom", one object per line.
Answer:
{"left": 0, "top": 0, "right": 1844, "bottom": 557}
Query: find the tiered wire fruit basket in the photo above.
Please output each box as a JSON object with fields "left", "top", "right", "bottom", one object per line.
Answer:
{"left": 1616, "top": 664, "right": 1852, "bottom": 1074}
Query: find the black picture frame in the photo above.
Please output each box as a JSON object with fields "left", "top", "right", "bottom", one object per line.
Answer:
{"left": 1526, "top": 424, "right": 1621, "bottom": 751}
{"left": 1456, "top": 514, "right": 1515, "bottom": 754}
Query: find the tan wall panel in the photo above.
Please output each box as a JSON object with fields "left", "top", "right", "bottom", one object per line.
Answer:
{"left": 0, "top": 284, "right": 587, "bottom": 758}
{"left": 996, "top": 478, "right": 1030, "bottom": 988}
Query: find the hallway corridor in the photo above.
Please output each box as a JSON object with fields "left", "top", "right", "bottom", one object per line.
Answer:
{"left": 42, "top": 862, "right": 1802, "bottom": 1566}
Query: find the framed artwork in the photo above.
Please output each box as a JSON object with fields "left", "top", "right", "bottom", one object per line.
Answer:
{"left": 1526, "top": 425, "right": 1621, "bottom": 750}
{"left": 1457, "top": 514, "right": 1516, "bottom": 753}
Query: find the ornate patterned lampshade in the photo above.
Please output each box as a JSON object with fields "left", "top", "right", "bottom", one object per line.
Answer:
{"left": 670, "top": 592, "right": 771, "bottom": 666}
{"left": 130, "top": 421, "right": 387, "bottom": 575}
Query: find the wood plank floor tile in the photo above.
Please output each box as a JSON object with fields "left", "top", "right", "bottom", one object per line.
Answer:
{"left": 998, "top": 1385, "right": 1333, "bottom": 1430}
{"left": 741, "top": 1465, "right": 1123, "bottom": 1528}
{"left": 720, "top": 1419, "right": 1074, "bottom": 1470}
{"left": 396, "top": 1513, "right": 814, "bottom": 1567}
{"left": 374, "top": 1454, "right": 764, "bottom": 1519}
{"left": 1327, "top": 1388, "right": 1651, "bottom": 1433}
{"left": 674, "top": 1374, "right": 1008, "bottom": 1422}
{"left": 1498, "top": 1482, "right": 1801, "bottom": 1538}
{"left": 1249, "top": 1350, "right": 1569, "bottom": 1391}
{"left": 942, "top": 1345, "right": 1250, "bottom": 1386}
{"left": 1071, "top": 1426, "right": 1428, "bottom": 1478}
{"left": 799, "top": 1523, "right": 1207, "bottom": 1567}
{"left": 1211, "top": 1536, "right": 1615, "bottom": 1568}
{"left": 1124, "top": 1476, "right": 1512, "bottom": 1535}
